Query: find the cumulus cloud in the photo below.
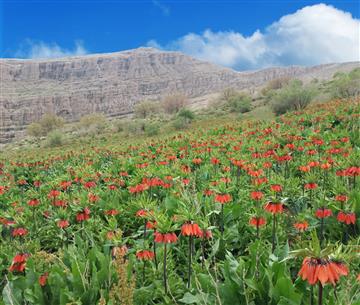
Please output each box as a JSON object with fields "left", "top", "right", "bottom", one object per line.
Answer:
{"left": 148, "top": 4, "right": 360, "bottom": 70}
{"left": 15, "top": 40, "right": 88, "bottom": 59}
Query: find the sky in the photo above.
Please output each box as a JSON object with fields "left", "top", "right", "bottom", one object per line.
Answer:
{"left": 0, "top": 0, "right": 359, "bottom": 70}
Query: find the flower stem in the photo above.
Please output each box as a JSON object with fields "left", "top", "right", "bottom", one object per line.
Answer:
{"left": 318, "top": 282, "right": 323, "bottom": 305}
{"left": 220, "top": 204, "right": 224, "bottom": 236}
{"left": 187, "top": 235, "right": 193, "bottom": 288}
{"left": 163, "top": 243, "right": 167, "bottom": 294}
{"left": 153, "top": 239, "right": 158, "bottom": 270}
{"left": 272, "top": 214, "right": 276, "bottom": 253}
{"left": 142, "top": 260, "right": 146, "bottom": 285}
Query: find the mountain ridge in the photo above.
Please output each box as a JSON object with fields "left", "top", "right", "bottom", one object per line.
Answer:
{"left": 1, "top": 47, "right": 359, "bottom": 143}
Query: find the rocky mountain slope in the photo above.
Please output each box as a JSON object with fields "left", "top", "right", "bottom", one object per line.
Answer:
{"left": 0, "top": 47, "right": 358, "bottom": 143}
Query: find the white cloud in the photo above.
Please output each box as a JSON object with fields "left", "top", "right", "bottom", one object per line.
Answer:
{"left": 148, "top": 4, "right": 360, "bottom": 70}
{"left": 152, "top": 0, "right": 170, "bottom": 16}
{"left": 15, "top": 40, "right": 88, "bottom": 59}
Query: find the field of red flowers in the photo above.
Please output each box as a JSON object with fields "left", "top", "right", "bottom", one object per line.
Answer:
{"left": 0, "top": 99, "right": 359, "bottom": 305}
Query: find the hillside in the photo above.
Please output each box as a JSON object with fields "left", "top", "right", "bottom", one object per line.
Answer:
{"left": 0, "top": 47, "right": 358, "bottom": 143}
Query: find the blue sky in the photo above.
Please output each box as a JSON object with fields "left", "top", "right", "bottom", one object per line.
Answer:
{"left": 1, "top": 0, "right": 359, "bottom": 70}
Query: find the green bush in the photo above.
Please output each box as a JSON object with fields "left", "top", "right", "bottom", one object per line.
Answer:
{"left": 328, "top": 68, "right": 360, "bottom": 99}
{"left": 78, "top": 113, "right": 106, "bottom": 134}
{"left": 177, "top": 108, "right": 195, "bottom": 121}
{"left": 26, "top": 122, "right": 43, "bottom": 138}
{"left": 271, "top": 80, "right": 316, "bottom": 115}
{"left": 145, "top": 122, "right": 160, "bottom": 137}
{"left": 27, "top": 113, "right": 64, "bottom": 137}
{"left": 227, "top": 93, "right": 252, "bottom": 113}
{"left": 172, "top": 117, "right": 189, "bottom": 130}
{"left": 46, "top": 130, "right": 63, "bottom": 147}
{"left": 134, "top": 100, "right": 160, "bottom": 119}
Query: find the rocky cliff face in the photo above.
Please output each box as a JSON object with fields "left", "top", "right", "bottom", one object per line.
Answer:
{"left": 0, "top": 47, "right": 358, "bottom": 143}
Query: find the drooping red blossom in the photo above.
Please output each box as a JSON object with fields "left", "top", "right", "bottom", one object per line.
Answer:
{"left": 298, "top": 257, "right": 348, "bottom": 286}
{"left": 57, "top": 219, "right": 70, "bottom": 229}
{"left": 154, "top": 232, "right": 178, "bottom": 243}
{"left": 264, "top": 202, "right": 284, "bottom": 214}
{"left": 105, "top": 209, "right": 119, "bottom": 216}
{"left": 270, "top": 184, "right": 282, "bottom": 192}
{"left": 48, "top": 190, "right": 60, "bottom": 199}
{"left": 39, "top": 272, "right": 49, "bottom": 286}
{"left": 294, "top": 221, "right": 309, "bottom": 232}
{"left": 251, "top": 191, "right": 264, "bottom": 201}
{"left": 305, "top": 183, "right": 318, "bottom": 190}
{"left": 12, "top": 228, "right": 28, "bottom": 237}
{"left": 337, "top": 211, "right": 356, "bottom": 225}
{"left": 181, "top": 222, "right": 202, "bottom": 237}
{"left": 76, "top": 207, "right": 91, "bottom": 222}
{"left": 315, "top": 208, "right": 332, "bottom": 219}
{"left": 335, "top": 194, "right": 348, "bottom": 202}
{"left": 9, "top": 253, "right": 29, "bottom": 272}
{"left": 27, "top": 199, "right": 40, "bottom": 207}
{"left": 136, "top": 209, "right": 148, "bottom": 218}
{"left": 215, "top": 193, "right": 232, "bottom": 204}
{"left": 249, "top": 216, "right": 266, "bottom": 228}
{"left": 136, "top": 250, "right": 155, "bottom": 260}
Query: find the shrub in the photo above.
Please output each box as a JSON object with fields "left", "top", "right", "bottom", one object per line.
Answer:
{"left": 271, "top": 80, "right": 316, "bottom": 115}
{"left": 162, "top": 93, "right": 188, "bottom": 114}
{"left": 328, "top": 68, "right": 360, "bottom": 99}
{"left": 227, "top": 93, "right": 252, "bottom": 113}
{"left": 39, "top": 113, "right": 64, "bottom": 134}
{"left": 172, "top": 117, "right": 189, "bottom": 130}
{"left": 177, "top": 108, "right": 195, "bottom": 121}
{"left": 27, "top": 122, "right": 43, "bottom": 138}
{"left": 46, "top": 130, "right": 63, "bottom": 147}
{"left": 134, "top": 100, "right": 160, "bottom": 119}
{"left": 79, "top": 113, "right": 106, "bottom": 134}
{"left": 145, "top": 122, "right": 160, "bottom": 137}
{"left": 221, "top": 88, "right": 237, "bottom": 102}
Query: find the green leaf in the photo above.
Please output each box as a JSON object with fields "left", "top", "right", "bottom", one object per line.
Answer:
{"left": 179, "top": 292, "right": 201, "bottom": 304}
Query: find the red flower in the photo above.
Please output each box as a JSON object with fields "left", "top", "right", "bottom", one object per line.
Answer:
{"left": 305, "top": 183, "right": 318, "bottom": 190}
{"left": 39, "top": 272, "right": 49, "bottom": 287}
{"left": 9, "top": 253, "right": 29, "bottom": 272}
{"left": 249, "top": 216, "right": 266, "bottom": 228}
{"left": 83, "top": 181, "right": 96, "bottom": 189}
{"left": 192, "top": 158, "right": 202, "bottom": 165}
{"left": 215, "top": 194, "right": 232, "bottom": 204}
{"left": 136, "top": 250, "right": 155, "bottom": 260}
{"left": 298, "top": 258, "right": 348, "bottom": 286}
{"left": 270, "top": 184, "right": 282, "bottom": 192}
{"left": 76, "top": 208, "right": 90, "bottom": 222}
{"left": 27, "top": 199, "right": 40, "bottom": 207}
{"left": 48, "top": 190, "right": 60, "bottom": 199}
{"left": 315, "top": 208, "right": 332, "bottom": 219}
{"left": 181, "top": 222, "right": 202, "bottom": 237}
{"left": 12, "top": 228, "right": 28, "bottom": 237}
{"left": 211, "top": 157, "right": 220, "bottom": 165}
{"left": 154, "top": 232, "right": 177, "bottom": 243}
{"left": 57, "top": 219, "right": 70, "bottom": 229}
{"left": 136, "top": 209, "right": 148, "bottom": 218}
{"left": 203, "top": 189, "right": 214, "bottom": 196}
{"left": 105, "top": 209, "right": 119, "bottom": 216}
{"left": 264, "top": 202, "right": 284, "bottom": 214}
{"left": 337, "top": 211, "right": 356, "bottom": 225}
{"left": 335, "top": 194, "right": 348, "bottom": 202}
{"left": 251, "top": 191, "right": 263, "bottom": 201}
{"left": 294, "top": 221, "right": 308, "bottom": 232}
{"left": 146, "top": 220, "right": 157, "bottom": 230}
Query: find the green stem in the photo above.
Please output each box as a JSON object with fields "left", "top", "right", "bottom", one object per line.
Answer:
{"left": 164, "top": 243, "right": 167, "bottom": 294}
{"left": 272, "top": 214, "right": 276, "bottom": 253}
{"left": 187, "top": 235, "right": 193, "bottom": 288}
{"left": 318, "top": 282, "right": 323, "bottom": 305}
